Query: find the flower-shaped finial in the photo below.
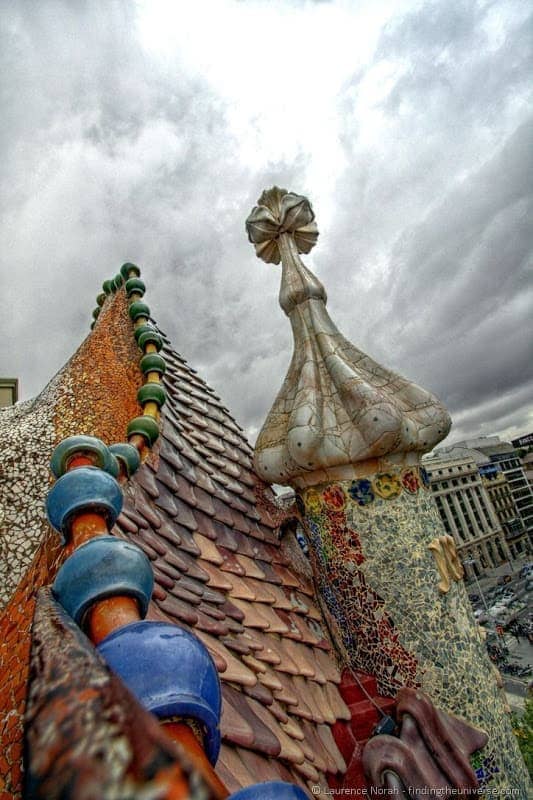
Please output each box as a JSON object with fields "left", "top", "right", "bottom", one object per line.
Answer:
{"left": 246, "top": 187, "right": 319, "bottom": 265}
{"left": 248, "top": 187, "right": 451, "bottom": 487}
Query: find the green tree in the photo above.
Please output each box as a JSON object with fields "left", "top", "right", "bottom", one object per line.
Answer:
{"left": 511, "top": 691, "right": 533, "bottom": 778}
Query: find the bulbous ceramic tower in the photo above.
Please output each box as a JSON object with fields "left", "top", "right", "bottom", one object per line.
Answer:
{"left": 247, "top": 187, "right": 529, "bottom": 794}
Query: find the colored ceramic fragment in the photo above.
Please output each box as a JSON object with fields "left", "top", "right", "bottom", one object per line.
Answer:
{"left": 120, "top": 261, "right": 141, "bottom": 279}
{"left": 229, "top": 782, "right": 308, "bottom": 798}
{"left": 46, "top": 466, "right": 123, "bottom": 542}
{"left": 52, "top": 535, "right": 153, "bottom": 627}
{"left": 137, "top": 328, "right": 163, "bottom": 351}
{"left": 108, "top": 442, "right": 141, "bottom": 477}
{"left": 97, "top": 620, "right": 222, "bottom": 764}
{"left": 140, "top": 352, "right": 166, "bottom": 375}
{"left": 125, "top": 277, "right": 146, "bottom": 297}
{"left": 127, "top": 415, "right": 160, "bottom": 446}
{"left": 137, "top": 382, "right": 166, "bottom": 408}
{"left": 50, "top": 435, "right": 119, "bottom": 478}
{"left": 128, "top": 300, "right": 150, "bottom": 321}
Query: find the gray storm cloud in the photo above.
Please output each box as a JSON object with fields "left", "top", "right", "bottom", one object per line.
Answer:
{"left": 1, "top": 0, "right": 531, "bottom": 448}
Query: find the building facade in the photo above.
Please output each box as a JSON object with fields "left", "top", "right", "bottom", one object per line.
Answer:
{"left": 454, "top": 438, "right": 532, "bottom": 551}
{"left": 422, "top": 452, "right": 511, "bottom": 577}
{"left": 479, "top": 463, "right": 527, "bottom": 559}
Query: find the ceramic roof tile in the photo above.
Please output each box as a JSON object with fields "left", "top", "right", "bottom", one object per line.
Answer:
{"left": 152, "top": 584, "right": 167, "bottom": 602}
{"left": 256, "top": 603, "right": 292, "bottom": 635}
{"left": 234, "top": 554, "right": 266, "bottom": 581}
{"left": 280, "top": 716, "right": 306, "bottom": 743}
{"left": 315, "top": 650, "right": 341, "bottom": 683}
{"left": 311, "top": 721, "right": 344, "bottom": 776}
{"left": 266, "top": 697, "right": 289, "bottom": 724}
{"left": 272, "top": 609, "right": 303, "bottom": 641}
{"left": 242, "top": 680, "right": 275, "bottom": 708}
{"left": 260, "top": 636, "right": 300, "bottom": 675}
{"left": 258, "top": 542, "right": 286, "bottom": 565}
{"left": 170, "top": 472, "right": 197, "bottom": 507}
{"left": 242, "top": 653, "right": 268, "bottom": 674}
{"left": 213, "top": 523, "right": 238, "bottom": 552}
{"left": 158, "top": 438, "right": 185, "bottom": 472}
{"left": 217, "top": 547, "right": 246, "bottom": 576}
{"left": 172, "top": 495, "right": 198, "bottom": 531}
{"left": 152, "top": 566, "right": 175, "bottom": 591}
{"left": 198, "top": 559, "right": 233, "bottom": 592}
{"left": 164, "top": 519, "right": 201, "bottom": 555}
{"left": 323, "top": 682, "right": 350, "bottom": 720}
{"left": 234, "top": 749, "right": 284, "bottom": 786}
{"left": 220, "top": 697, "right": 256, "bottom": 749}
{"left": 194, "top": 467, "right": 219, "bottom": 494}
{"left": 195, "top": 535, "right": 225, "bottom": 565}
{"left": 258, "top": 667, "right": 285, "bottom": 694}
{"left": 216, "top": 745, "right": 256, "bottom": 793}
{"left": 227, "top": 508, "right": 252, "bottom": 533}
{"left": 298, "top": 720, "right": 328, "bottom": 773}
{"left": 247, "top": 698, "right": 305, "bottom": 766}
{"left": 156, "top": 455, "right": 180, "bottom": 493}
{"left": 244, "top": 578, "right": 276, "bottom": 605}
{"left": 276, "top": 638, "right": 310, "bottom": 677}
{"left": 293, "top": 676, "right": 326, "bottom": 724}
{"left": 212, "top": 497, "right": 236, "bottom": 527}
{"left": 222, "top": 636, "right": 251, "bottom": 656}
{"left": 208, "top": 478, "right": 238, "bottom": 509}
{"left": 317, "top": 724, "right": 347, "bottom": 774}
{"left": 292, "top": 758, "right": 320, "bottom": 783}
{"left": 264, "top": 584, "right": 295, "bottom": 611}
{"left": 155, "top": 596, "right": 199, "bottom": 627}
{"left": 193, "top": 485, "right": 217, "bottom": 517}
{"left": 154, "top": 486, "right": 179, "bottom": 517}
{"left": 198, "top": 601, "right": 226, "bottom": 621}
{"left": 220, "top": 600, "right": 246, "bottom": 624}
{"left": 119, "top": 503, "right": 148, "bottom": 529}
{"left": 135, "top": 466, "right": 160, "bottom": 498}
{"left": 170, "top": 580, "right": 203, "bottom": 606}
{"left": 133, "top": 488, "right": 163, "bottom": 528}
{"left": 136, "top": 527, "right": 168, "bottom": 557}
{"left": 194, "top": 608, "right": 230, "bottom": 637}
{"left": 270, "top": 672, "right": 300, "bottom": 706}
{"left": 193, "top": 630, "right": 257, "bottom": 688}
{"left": 167, "top": 548, "right": 210, "bottom": 582}
{"left": 225, "top": 573, "right": 257, "bottom": 602}
{"left": 272, "top": 564, "right": 304, "bottom": 590}
{"left": 116, "top": 511, "right": 138, "bottom": 534}
{"left": 223, "top": 687, "right": 281, "bottom": 758}
{"left": 235, "top": 600, "right": 289, "bottom": 633}
{"left": 134, "top": 538, "right": 158, "bottom": 561}
{"left": 227, "top": 530, "right": 259, "bottom": 559}
{"left": 250, "top": 638, "right": 282, "bottom": 667}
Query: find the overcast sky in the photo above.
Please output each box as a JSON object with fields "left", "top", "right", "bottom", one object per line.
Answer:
{"left": 1, "top": 0, "right": 532, "bottom": 448}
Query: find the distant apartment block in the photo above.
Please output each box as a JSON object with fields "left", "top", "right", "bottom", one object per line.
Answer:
{"left": 422, "top": 450, "right": 511, "bottom": 578}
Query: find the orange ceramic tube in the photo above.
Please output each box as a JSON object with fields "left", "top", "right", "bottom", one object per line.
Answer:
{"left": 88, "top": 596, "right": 141, "bottom": 644}
{"left": 68, "top": 512, "right": 108, "bottom": 551}
{"left": 162, "top": 722, "right": 229, "bottom": 799}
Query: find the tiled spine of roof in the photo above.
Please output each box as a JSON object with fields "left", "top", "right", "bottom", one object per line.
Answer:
{"left": 39, "top": 263, "right": 229, "bottom": 799}
{"left": 34, "top": 262, "right": 308, "bottom": 800}
{"left": 247, "top": 188, "right": 530, "bottom": 793}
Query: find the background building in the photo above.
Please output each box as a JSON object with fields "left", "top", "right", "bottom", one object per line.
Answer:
{"left": 427, "top": 437, "right": 532, "bottom": 566}
{"left": 422, "top": 451, "right": 510, "bottom": 578}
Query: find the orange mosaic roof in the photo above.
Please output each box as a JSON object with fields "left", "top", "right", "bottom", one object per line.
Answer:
{"left": 0, "top": 283, "right": 352, "bottom": 797}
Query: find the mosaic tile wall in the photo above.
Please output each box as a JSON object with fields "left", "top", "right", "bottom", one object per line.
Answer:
{"left": 0, "top": 390, "right": 59, "bottom": 609}
{"left": 299, "top": 465, "right": 530, "bottom": 794}
{"left": 0, "top": 291, "right": 142, "bottom": 611}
